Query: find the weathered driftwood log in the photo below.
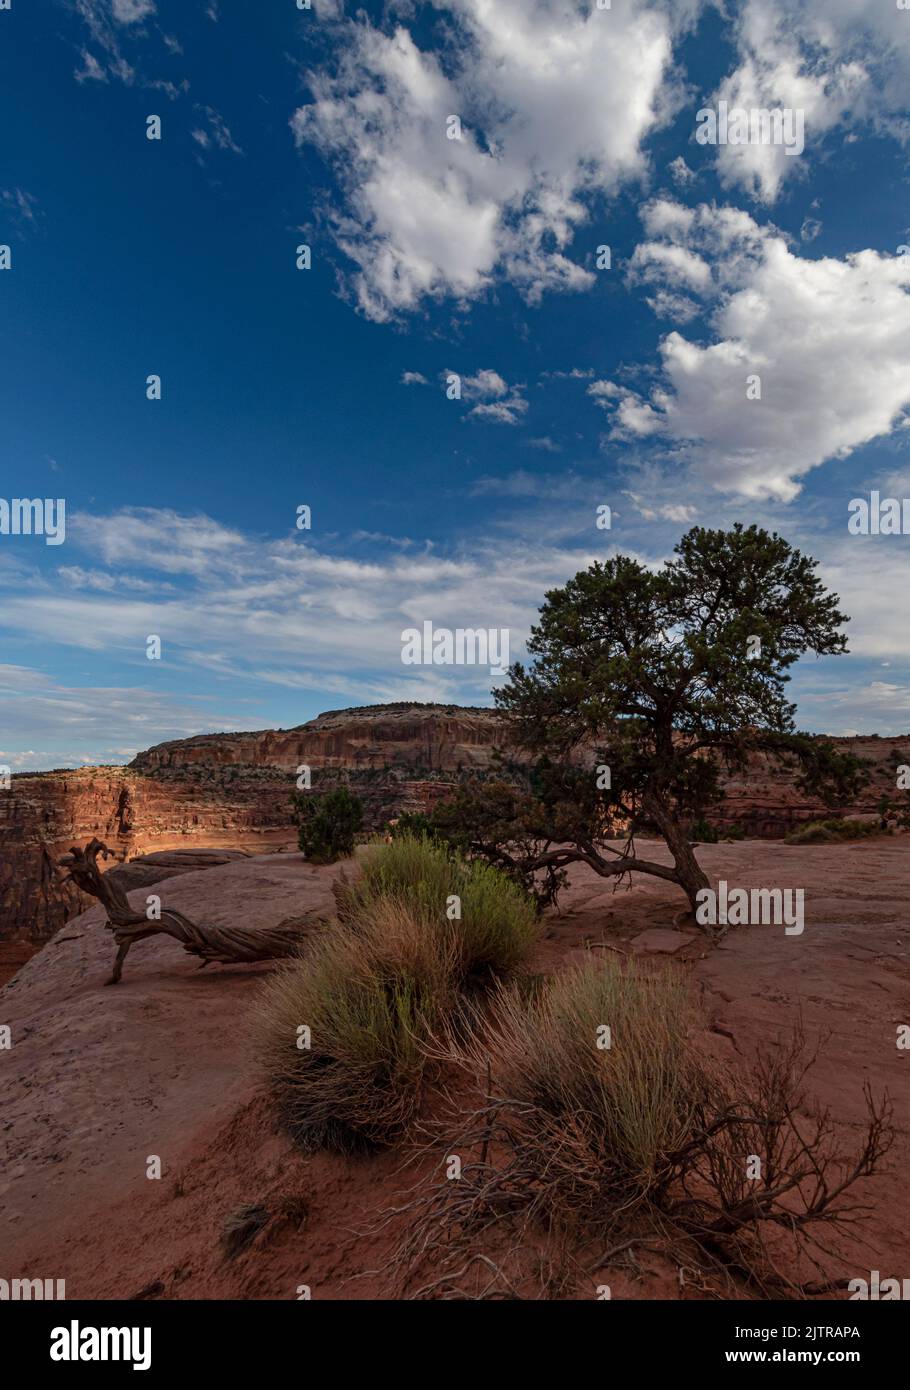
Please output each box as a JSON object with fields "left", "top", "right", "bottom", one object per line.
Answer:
{"left": 58, "top": 838, "right": 307, "bottom": 985}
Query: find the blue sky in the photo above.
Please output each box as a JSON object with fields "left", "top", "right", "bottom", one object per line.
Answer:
{"left": 3, "top": 0, "right": 910, "bottom": 769}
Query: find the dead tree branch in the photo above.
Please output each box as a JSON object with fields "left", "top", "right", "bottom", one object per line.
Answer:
{"left": 58, "top": 838, "right": 307, "bottom": 984}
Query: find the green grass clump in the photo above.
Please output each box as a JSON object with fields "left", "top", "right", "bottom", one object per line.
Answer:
{"left": 784, "top": 816, "right": 880, "bottom": 845}
{"left": 459, "top": 955, "right": 704, "bottom": 1215}
{"left": 257, "top": 839, "right": 538, "bottom": 1153}
{"left": 335, "top": 834, "right": 539, "bottom": 986}
{"left": 255, "top": 896, "right": 454, "bottom": 1152}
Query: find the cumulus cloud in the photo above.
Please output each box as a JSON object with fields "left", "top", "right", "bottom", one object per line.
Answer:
{"left": 290, "top": 0, "right": 696, "bottom": 319}
{"left": 594, "top": 200, "right": 910, "bottom": 500}
{"left": 444, "top": 367, "right": 529, "bottom": 425}
{"left": 706, "top": 0, "right": 910, "bottom": 202}
{"left": 668, "top": 155, "right": 696, "bottom": 186}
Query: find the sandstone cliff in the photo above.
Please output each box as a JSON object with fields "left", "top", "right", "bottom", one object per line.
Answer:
{"left": 0, "top": 705, "right": 504, "bottom": 945}
{"left": 2, "top": 703, "right": 909, "bottom": 945}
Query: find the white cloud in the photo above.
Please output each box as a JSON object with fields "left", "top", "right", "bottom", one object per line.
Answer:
{"left": 56, "top": 566, "right": 175, "bottom": 594}
{"left": 71, "top": 0, "right": 182, "bottom": 90}
{"left": 401, "top": 370, "right": 429, "bottom": 386}
{"left": 0, "top": 188, "right": 39, "bottom": 225}
{"left": 193, "top": 105, "right": 242, "bottom": 155}
{"left": 708, "top": 0, "right": 910, "bottom": 202}
{"left": 541, "top": 367, "right": 595, "bottom": 381}
{"left": 630, "top": 239, "right": 712, "bottom": 291}
{"left": 111, "top": 0, "right": 155, "bottom": 22}
{"left": 668, "top": 154, "right": 696, "bottom": 186}
{"left": 462, "top": 369, "right": 508, "bottom": 400}
{"left": 290, "top": 0, "right": 697, "bottom": 319}
{"left": 468, "top": 398, "right": 528, "bottom": 426}
{"left": 446, "top": 366, "right": 529, "bottom": 425}
{"left": 596, "top": 200, "right": 910, "bottom": 500}
{"left": 0, "top": 508, "right": 606, "bottom": 725}
{"left": 643, "top": 289, "right": 700, "bottom": 323}
{"left": 622, "top": 491, "right": 696, "bottom": 525}
{"left": 74, "top": 49, "right": 107, "bottom": 83}
{"left": 0, "top": 664, "right": 249, "bottom": 769}
{"left": 68, "top": 507, "right": 249, "bottom": 577}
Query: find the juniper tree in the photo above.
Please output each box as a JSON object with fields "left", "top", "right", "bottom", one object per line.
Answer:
{"left": 432, "top": 524, "right": 867, "bottom": 915}
{"left": 294, "top": 786, "right": 363, "bottom": 864}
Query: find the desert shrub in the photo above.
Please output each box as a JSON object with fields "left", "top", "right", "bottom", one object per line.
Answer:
{"left": 690, "top": 816, "right": 743, "bottom": 843}
{"left": 456, "top": 956, "right": 702, "bottom": 1216}
{"left": 652, "top": 1029, "right": 893, "bottom": 1294}
{"left": 335, "top": 835, "right": 538, "bottom": 986}
{"left": 784, "top": 816, "right": 880, "bottom": 845}
{"left": 387, "top": 987, "right": 893, "bottom": 1299}
{"left": 338, "top": 833, "right": 460, "bottom": 912}
{"left": 689, "top": 816, "right": 719, "bottom": 843}
{"left": 255, "top": 896, "right": 454, "bottom": 1152}
{"left": 293, "top": 786, "right": 363, "bottom": 863}
{"left": 390, "top": 812, "right": 435, "bottom": 840}
{"left": 258, "top": 841, "right": 537, "bottom": 1155}
{"left": 455, "top": 860, "right": 540, "bottom": 979}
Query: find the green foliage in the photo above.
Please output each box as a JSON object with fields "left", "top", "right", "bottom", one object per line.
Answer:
{"left": 783, "top": 817, "right": 881, "bottom": 845}
{"left": 293, "top": 786, "right": 363, "bottom": 863}
{"left": 257, "top": 837, "right": 539, "bottom": 1153}
{"left": 461, "top": 956, "right": 703, "bottom": 1213}
{"left": 429, "top": 525, "right": 866, "bottom": 910}
{"left": 255, "top": 897, "right": 453, "bottom": 1152}
{"left": 390, "top": 811, "right": 434, "bottom": 840}
{"left": 336, "top": 834, "right": 539, "bottom": 985}
{"left": 688, "top": 816, "right": 719, "bottom": 844}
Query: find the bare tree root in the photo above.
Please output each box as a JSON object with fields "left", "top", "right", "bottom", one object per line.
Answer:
{"left": 58, "top": 838, "right": 309, "bottom": 985}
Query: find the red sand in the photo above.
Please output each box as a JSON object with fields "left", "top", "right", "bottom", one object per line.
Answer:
{"left": 1, "top": 842, "right": 907, "bottom": 1299}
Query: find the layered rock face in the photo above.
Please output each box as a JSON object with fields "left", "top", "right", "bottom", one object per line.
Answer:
{"left": 2, "top": 703, "right": 908, "bottom": 945}
{"left": 0, "top": 705, "right": 502, "bottom": 944}
{"left": 712, "top": 736, "right": 910, "bottom": 836}
{"left": 131, "top": 703, "right": 501, "bottom": 774}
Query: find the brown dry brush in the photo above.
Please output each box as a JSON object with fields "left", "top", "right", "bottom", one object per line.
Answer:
{"left": 653, "top": 1030, "right": 893, "bottom": 1297}
{"left": 375, "top": 973, "right": 893, "bottom": 1300}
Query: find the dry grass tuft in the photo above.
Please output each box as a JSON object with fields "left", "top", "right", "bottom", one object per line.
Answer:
{"left": 254, "top": 896, "right": 456, "bottom": 1152}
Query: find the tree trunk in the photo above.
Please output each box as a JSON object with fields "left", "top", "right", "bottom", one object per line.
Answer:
{"left": 641, "top": 790, "right": 710, "bottom": 913}
{"left": 58, "top": 839, "right": 311, "bottom": 985}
